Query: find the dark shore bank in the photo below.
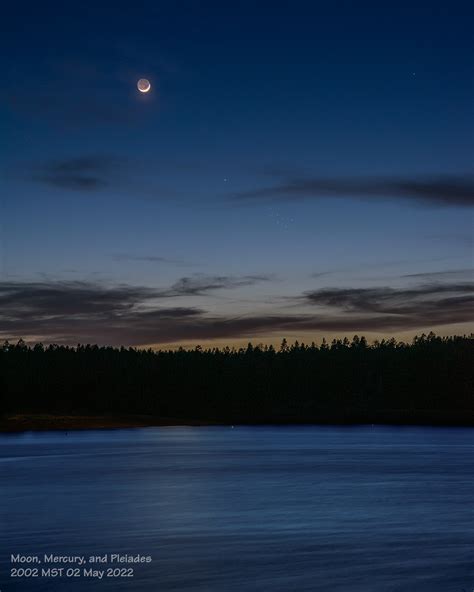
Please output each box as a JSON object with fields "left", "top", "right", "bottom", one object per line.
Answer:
{"left": 0, "top": 414, "right": 218, "bottom": 432}
{"left": 1, "top": 410, "right": 473, "bottom": 433}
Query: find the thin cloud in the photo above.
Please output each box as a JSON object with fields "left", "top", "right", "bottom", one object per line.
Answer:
{"left": 310, "top": 259, "right": 473, "bottom": 282}
{"left": 304, "top": 283, "right": 474, "bottom": 328}
{"left": 166, "top": 274, "right": 274, "bottom": 297}
{"left": 0, "top": 280, "right": 160, "bottom": 317}
{"left": 235, "top": 175, "right": 474, "bottom": 207}
{"left": 0, "top": 275, "right": 273, "bottom": 317}
{"left": 310, "top": 272, "right": 334, "bottom": 279}
{"left": 113, "top": 254, "right": 197, "bottom": 267}
{"left": 401, "top": 269, "right": 473, "bottom": 279}
{"left": 30, "top": 156, "right": 121, "bottom": 191}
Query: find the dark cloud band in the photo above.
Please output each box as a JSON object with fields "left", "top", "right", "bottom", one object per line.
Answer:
{"left": 235, "top": 175, "right": 474, "bottom": 207}
{"left": 0, "top": 278, "right": 472, "bottom": 346}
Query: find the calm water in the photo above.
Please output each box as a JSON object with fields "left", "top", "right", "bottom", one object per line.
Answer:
{"left": 1, "top": 426, "right": 473, "bottom": 591}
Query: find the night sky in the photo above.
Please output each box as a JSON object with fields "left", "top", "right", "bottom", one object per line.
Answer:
{"left": 1, "top": 1, "right": 473, "bottom": 347}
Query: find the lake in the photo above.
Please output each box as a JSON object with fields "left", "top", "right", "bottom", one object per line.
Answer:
{"left": 1, "top": 426, "right": 473, "bottom": 591}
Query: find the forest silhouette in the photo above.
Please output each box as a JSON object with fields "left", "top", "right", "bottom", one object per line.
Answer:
{"left": 1, "top": 333, "right": 472, "bottom": 426}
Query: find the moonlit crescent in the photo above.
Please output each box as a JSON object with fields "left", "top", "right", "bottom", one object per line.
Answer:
{"left": 137, "top": 78, "right": 151, "bottom": 93}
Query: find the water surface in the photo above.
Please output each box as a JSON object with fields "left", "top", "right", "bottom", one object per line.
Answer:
{"left": 1, "top": 426, "right": 473, "bottom": 591}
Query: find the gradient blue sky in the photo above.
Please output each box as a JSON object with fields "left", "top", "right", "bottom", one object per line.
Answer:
{"left": 1, "top": 0, "right": 473, "bottom": 347}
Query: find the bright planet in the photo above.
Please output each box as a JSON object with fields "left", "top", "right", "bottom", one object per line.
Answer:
{"left": 137, "top": 78, "right": 151, "bottom": 93}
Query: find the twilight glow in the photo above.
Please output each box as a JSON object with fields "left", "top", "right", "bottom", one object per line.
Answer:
{"left": 1, "top": 1, "right": 472, "bottom": 348}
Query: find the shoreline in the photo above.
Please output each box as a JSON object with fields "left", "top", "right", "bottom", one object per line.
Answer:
{"left": 1, "top": 413, "right": 473, "bottom": 433}
{"left": 0, "top": 414, "right": 218, "bottom": 433}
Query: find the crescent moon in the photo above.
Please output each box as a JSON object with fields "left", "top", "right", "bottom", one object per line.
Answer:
{"left": 137, "top": 78, "right": 151, "bottom": 93}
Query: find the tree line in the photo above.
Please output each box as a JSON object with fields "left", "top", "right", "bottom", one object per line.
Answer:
{"left": 0, "top": 333, "right": 472, "bottom": 425}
